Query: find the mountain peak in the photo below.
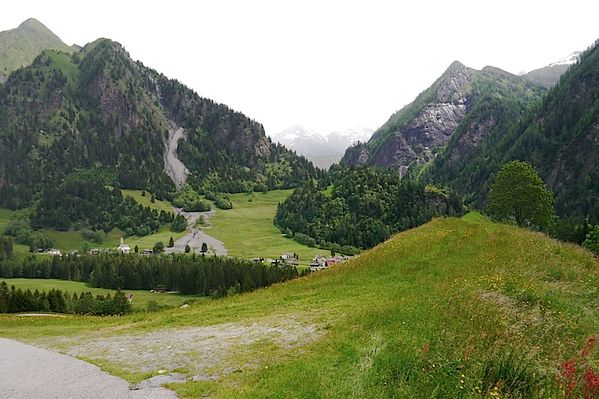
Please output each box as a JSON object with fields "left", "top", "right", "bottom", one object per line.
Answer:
{"left": 445, "top": 60, "right": 467, "bottom": 74}
{"left": 548, "top": 51, "right": 582, "bottom": 67}
{"left": 481, "top": 65, "right": 517, "bottom": 79}
{"left": 18, "top": 18, "right": 45, "bottom": 30}
{"left": 522, "top": 50, "right": 582, "bottom": 88}
{"left": 0, "top": 18, "right": 75, "bottom": 78}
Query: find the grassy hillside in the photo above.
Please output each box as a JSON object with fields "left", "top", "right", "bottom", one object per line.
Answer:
{"left": 0, "top": 278, "right": 203, "bottom": 310}
{"left": 1, "top": 213, "right": 598, "bottom": 397}
{"left": 121, "top": 189, "right": 175, "bottom": 214}
{"left": 208, "top": 190, "right": 324, "bottom": 265}
{"left": 0, "top": 18, "right": 74, "bottom": 78}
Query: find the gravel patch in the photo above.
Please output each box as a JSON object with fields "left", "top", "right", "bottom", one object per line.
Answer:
{"left": 163, "top": 122, "right": 189, "bottom": 189}
{"left": 62, "top": 316, "right": 322, "bottom": 380}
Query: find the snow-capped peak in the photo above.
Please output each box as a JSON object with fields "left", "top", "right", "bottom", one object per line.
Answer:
{"left": 327, "top": 127, "right": 373, "bottom": 145}
{"left": 548, "top": 51, "right": 582, "bottom": 67}
{"left": 271, "top": 125, "right": 325, "bottom": 145}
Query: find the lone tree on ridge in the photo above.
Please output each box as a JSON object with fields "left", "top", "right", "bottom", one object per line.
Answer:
{"left": 488, "top": 160, "right": 554, "bottom": 228}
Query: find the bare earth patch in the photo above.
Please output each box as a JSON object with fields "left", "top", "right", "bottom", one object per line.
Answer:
{"left": 52, "top": 315, "right": 323, "bottom": 382}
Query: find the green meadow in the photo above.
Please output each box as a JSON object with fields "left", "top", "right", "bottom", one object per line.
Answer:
{"left": 1, "top": 213, "right": 598, "bottom": 398}
{"left": 0, "top": 278, "right": 204, "bottom": 310}
{"left": 207, "top": 190, "right": 325, "bottom": 265}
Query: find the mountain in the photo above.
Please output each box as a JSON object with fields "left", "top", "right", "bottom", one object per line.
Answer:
{"left": 0, "top": 35, "right": 321, "bottom": 210}
{"left": 272, "top": 126, "right": 372, "bottom": 169}
{"left": 427, "top": 41, "right": 599, "bottom": 220}
{"left": 522, "top": 51, "right": 581, "bottom": 88}
{"left": 0, "top": 18, "right": 76, "bottom": 83}
{"left": 341, "top": 61, "right": 544, "bottom": 175}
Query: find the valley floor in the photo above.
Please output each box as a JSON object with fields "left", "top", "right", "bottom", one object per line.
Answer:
{"left": 1, "top": 213, "right": 599, "bottom": 398}
{"left": 0, "top": 189, "right": 321, "bottom": 264}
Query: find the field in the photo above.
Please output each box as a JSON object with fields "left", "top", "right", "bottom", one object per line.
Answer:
{"left": 0, "top": 278, "right": 204, "bottom": 310}
{"left": 1, "top": 190, "right": 321, "bottom": 262}
{"left": 121, "top": 189, "right": 175, "bottom": 213}
{"left": 0, "top": 198, "right": 186, "bottom": 254}
{"left": 207, "top": 190, "right": 324, "bottom": 265}
{"left": 1, "top": 213, "right": 599, "bottom": 397}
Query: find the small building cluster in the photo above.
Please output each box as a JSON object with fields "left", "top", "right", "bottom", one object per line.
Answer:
{"left": 309, "top": 254, "right": 350, "bottom": 272}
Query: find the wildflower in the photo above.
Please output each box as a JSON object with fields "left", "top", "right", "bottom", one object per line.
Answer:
{"left": 580, "top": 336, "right": 596, "bottom": 357}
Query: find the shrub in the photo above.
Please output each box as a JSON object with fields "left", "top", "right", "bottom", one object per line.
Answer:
{"left": 81, "top": 229, "right": 105, "bottom": 243}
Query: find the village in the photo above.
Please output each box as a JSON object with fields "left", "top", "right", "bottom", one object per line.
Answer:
{"left": 40, "top": 238, "right": 351, "bottom": 273}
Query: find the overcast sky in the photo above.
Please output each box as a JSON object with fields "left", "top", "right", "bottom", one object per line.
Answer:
{"left": 2, "top": 1, "right": 599, "bottom": 136}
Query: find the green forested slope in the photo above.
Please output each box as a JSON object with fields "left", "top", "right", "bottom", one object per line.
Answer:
{"left": 0, "top": 37, "right": 321, "bottom": 230}
{"left": 428, "top": 40, "right": 599, "bottom": 221}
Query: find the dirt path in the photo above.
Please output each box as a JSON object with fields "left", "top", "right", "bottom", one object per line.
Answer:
{"left": 163, "top": 121, "right": 189, "bottom": 189}
{"left": 165, "top": 209, "right": 228, "bottom": 256}
{"left": 0, "top": 338, "right": 176, "bottom": 399}
{"left": 50, "top": 315, "right": 323, "bottom": 384}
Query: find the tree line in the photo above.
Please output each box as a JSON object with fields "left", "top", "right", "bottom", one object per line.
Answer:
{"left": 0, "top": 253, "right": 303, "bottom": 296}
{"left": 0, "top": 281, "right": 132, "bottom": 315}
{"left": 29, "top": 171, "right": 183, "bottom": 235}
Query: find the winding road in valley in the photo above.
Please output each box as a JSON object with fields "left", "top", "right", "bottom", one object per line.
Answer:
{"left": 165, "top": 209, "right": 228, "bottom": 256}
{"left": 0, "top": 338, "right": 176, "bottom": 399}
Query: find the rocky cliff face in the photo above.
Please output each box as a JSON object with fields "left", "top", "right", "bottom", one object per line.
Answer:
{"left": 342, "top": 61, "right": 474, "bottom": 174}
{"left": 374, "top": 101, "right": 468, "bottom": 174}
{"left": 342, "top": 62, "right": 543, "bottom": 177}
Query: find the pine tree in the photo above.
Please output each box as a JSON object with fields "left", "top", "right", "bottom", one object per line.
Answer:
{"left": 168, "top": 237, "right": 175, "bottom": 247}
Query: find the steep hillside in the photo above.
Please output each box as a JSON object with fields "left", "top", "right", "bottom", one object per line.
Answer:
{"left": 0, "top": 18, "right": 75, "bottom": 83}
{"left": 2, "top": 214, "right": 598, "bottom": 398}
{"left": 341, "top": 62, "right": 543, "bottom": 176}
{"left": 429, "top": 41, "right": 599, "bottom": 220}
{"left": 523, "top": 51, "right": 581, "bottom": 88}
{"left": 0, "top": 38, "right": 321, "bottom": 210}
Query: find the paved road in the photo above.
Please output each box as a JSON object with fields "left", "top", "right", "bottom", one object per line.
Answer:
{"left": 0, "top": 338, "right": 176, "bottom": 399}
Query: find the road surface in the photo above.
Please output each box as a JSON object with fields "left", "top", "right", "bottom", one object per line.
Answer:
{"left": 0, "top": 338, "right": 176, "bottom": 399}
{"left": 165, "top": 209, "right": 228, "bottom": 256}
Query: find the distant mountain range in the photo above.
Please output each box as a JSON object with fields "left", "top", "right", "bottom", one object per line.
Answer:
{"left": 271, "top": 126, "right": 372, "bottom": 168}
{"left": 0, "top": 18, "right": 77, "bottom": 83}
{"left": 522, "top": 51, "right": 582, "bottom": 88}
